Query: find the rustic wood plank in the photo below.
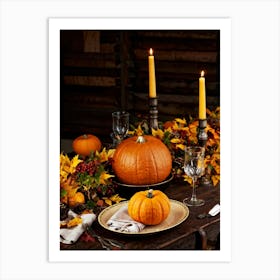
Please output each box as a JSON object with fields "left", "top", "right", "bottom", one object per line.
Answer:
{"left": 62, "top": 84, "right": 120, "bottom": 94}
{"left": 64, "top": 76, "right": 116, "bottom": 87}
{"left": 135, "top": 38, "right": 218, "bottom": 51}
{"left": 120, "top": 31, "right": 129, "bottom": 109}
{"left": 136, "top": 30, "right": 219, "bottom": 40}
{"left": 63, "top": 93, "right": 118, "bottom": 107}
{"left": 100, "top": 43, "right": 116, "bottom": 53}
{"left": 134, "top": 49, "right": 217, "bottom": 63}
{"left": 63, "top": 53, "right": 117, "bottom": 68}
{"left": 63, "top": 66, "right": 119, "bottom": 77}
{"left": 132, "top": 79, "right": 218, "bottom": 95}
{"left": 135, "top": 61, "right": 217, "bottom": 77}
{"left": 83, "top": 31, "right": 100, "bottom": 53}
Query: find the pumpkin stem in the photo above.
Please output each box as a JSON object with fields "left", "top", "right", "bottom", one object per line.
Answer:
{"left": 83, "top": 134, "right": 88, "bottom": 139}
{"left": 136, "top": 135, "right": 146, "bottom": 144}
{"left": 147, "top": 189, "right": 153, "bottom": 198}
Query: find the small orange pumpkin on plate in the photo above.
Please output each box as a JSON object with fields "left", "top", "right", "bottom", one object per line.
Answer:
{"left": 72, "top": 134, "right": 102, "bottom": 157}
{"left": 128, "top": 189, "right": 170, "bottom": 225}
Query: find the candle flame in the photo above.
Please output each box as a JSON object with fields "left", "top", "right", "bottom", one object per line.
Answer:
{"left": 149, "top": 48, "right": 153, "bottom": 56}
{"left": 201, "top": 70, "right": 205, "bottom": 77}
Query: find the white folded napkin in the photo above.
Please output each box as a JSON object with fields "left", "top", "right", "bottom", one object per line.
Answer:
{"left": 107, "top": 205, "right": 145, "bottom": 233}
{"left": 60, "top": 210, "right": 96, "bottom": 244}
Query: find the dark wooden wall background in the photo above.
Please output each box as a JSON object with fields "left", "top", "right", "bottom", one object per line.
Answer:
{"left": 60, "top": 30, "right": 220, "bottom": 143}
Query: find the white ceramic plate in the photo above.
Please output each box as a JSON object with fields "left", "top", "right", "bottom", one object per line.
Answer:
{"left": 98, "top": 199, "right": 189, "bottom": 235}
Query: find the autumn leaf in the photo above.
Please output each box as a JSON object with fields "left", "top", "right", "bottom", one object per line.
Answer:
{"left": 109, "top": 194, "right": 126, "bottom": 203}
{"left": 69, "top": 155, "right": 83, "bottom": 173}
{"left": 99, "top": 171, "right": 114, "bottom": 185}
{"left": 212, "top": 164, "right": 220, "bottom": 174}
{"left": 211, "top": 175, "right": 220, "bottom": 186}
{"left": 176, "top": 144, "right": 186, "bottom": 151}
{"left": 96, "top": 148, "right": 116, "bottom": 163}
{"left": 135, "top": 124, "right": 144, "bottom": 136}
{"left": 188, "top": 121, "right": 198, "bottom": 135}
{"left": 183, "top": 174, "right": 193, "bottom": 185}
{"left": 127, "top": 130, "right": 136, "bottom": 136}
{"left": 174, "top": 118, "right": 187, "bottom": 126}
{"left": 170, "top": 138, "right": 182, "bottom": 144}
{"left": 67, "top": 217, "right": 82, "bottom": 228}
{"left": 80, "top": 232, "right": 96, "bottom": 243}
{"left": 60, "top": 153, "right": 83, "bottom": 182}
{"left": 188, "top": 135, "right": 198, "bottom": 144}
{"left": 105, "top": 198, "right": 112, "bottom": 206}
{"left": 152, "top": 128, "right": 164, "bottom": 139}
{"left": 106, "top": 149, "right": 115, "bottom": 159}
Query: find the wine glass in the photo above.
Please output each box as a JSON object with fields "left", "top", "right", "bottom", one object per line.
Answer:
{"left": 112, "top": 111, "right": 129, "bottom": 146}
{"left": 183, "top": 146, "right": 205, "bottom": 207}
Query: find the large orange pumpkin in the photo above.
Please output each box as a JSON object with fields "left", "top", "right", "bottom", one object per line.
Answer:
{"left": 112, "top": 135, "right": 172, "bottom": 185}
{"left": 72, "top": 134, "right": 102, "bottom": 157}
{"left": 128, "top": 189, "right": 170, "bottom": 225}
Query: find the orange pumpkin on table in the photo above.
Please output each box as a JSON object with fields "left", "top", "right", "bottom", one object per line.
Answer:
{"left": 128, "top": 189, "right": 170, "bottom": 225}
{"left": 72, "top": 134, "right": 101, "bottom": 157}
{"left": 68, "top": 192, "right": 85, "bottom": 208}
{"left": 112, "top": 135, "right": 172, "bottom": 185}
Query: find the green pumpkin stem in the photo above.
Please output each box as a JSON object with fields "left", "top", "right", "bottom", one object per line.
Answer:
{"left": 147, "top": 189, "right": 154, "bottom": 198}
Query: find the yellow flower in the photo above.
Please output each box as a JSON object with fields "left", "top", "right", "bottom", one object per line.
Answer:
{"left": 207, "top": 138, "right": 217, "bottom": 147}
{"left": 211, "top": 175, "right": 220, "bottom": 186}
{"left": 99, "top": 171, "right": 114, "bottom": 185}
{"left": 164, "top": 126, "right": 173, "bottom": 133}
{"left": 60, "top": 170, "right": 68, "bottom": 183}
{"left": 188, "top": 135, "right": 198, "bottom": 144}
{"left": 213, "top": 163, "right": 220, "bottom": 175}
{"left": 211, "top": 153, "right": 220, "bottom": 161}
{"left": 170, "top": 121, "right": 180, "bottom": 130}
{"left": 96, "top": 148, "right": 116, "bottom": 163}
{"left": 188, "top": 121, "right": 198, "bottom": 135}
{"left": 69, "top": 155, "right": 83, "bottom": 173}
{"left": 183, "top": 174, "right": 193, "bottom": 185}
{"left": 66, "top": 216, "right": 83, "bottom": 228}
{"left": 60, "top": 153, "right": 82, "bottom": 183}
{"left": 135, "top": 124, "right": 144, "bottom": 136}
{"left": 176, "top": 144, "right": 186, "bottom": 151}
{"left": 104, "top": 194, "right": 126, "bottom": 206}
{"left": 170, "top": 138, "right": 182, "bottom": 144}
{"left": 179, "top": 126, "right": 190, "bottom": 132}
{"left": 175, "top": 118, "right": 187, "bottom": 126}
{"left": 152, "top": 128, "right": 164, "bottom": 140}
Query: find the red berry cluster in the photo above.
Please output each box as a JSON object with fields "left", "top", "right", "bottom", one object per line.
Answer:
{"left": 75, "top": 160, "right": 99, "bottom": 176}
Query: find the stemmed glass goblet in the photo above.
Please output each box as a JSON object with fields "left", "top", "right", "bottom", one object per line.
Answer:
{"left": 183, "top": 146, "right": 205, "bottom": 207}
{"left": 112, "top": 111, "right": 129, "bottom": 146}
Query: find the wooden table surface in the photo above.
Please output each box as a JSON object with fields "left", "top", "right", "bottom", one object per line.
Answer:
{"left": 60, "top": 180, "right": 220, "bottom": 250}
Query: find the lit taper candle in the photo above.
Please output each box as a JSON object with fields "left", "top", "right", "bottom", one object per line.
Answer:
{"left": 148, "top": 48, "right": 156, "bottom": 98}
{"left": 199, "top": 70, "right": 206, "bottom": 119}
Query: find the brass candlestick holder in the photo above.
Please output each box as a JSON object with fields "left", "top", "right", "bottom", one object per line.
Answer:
{"left": 149, "top": 97, "right": 158, "bottom": 132}
{"left": 198, "top": 119, "right": 212, "bottom": 187}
